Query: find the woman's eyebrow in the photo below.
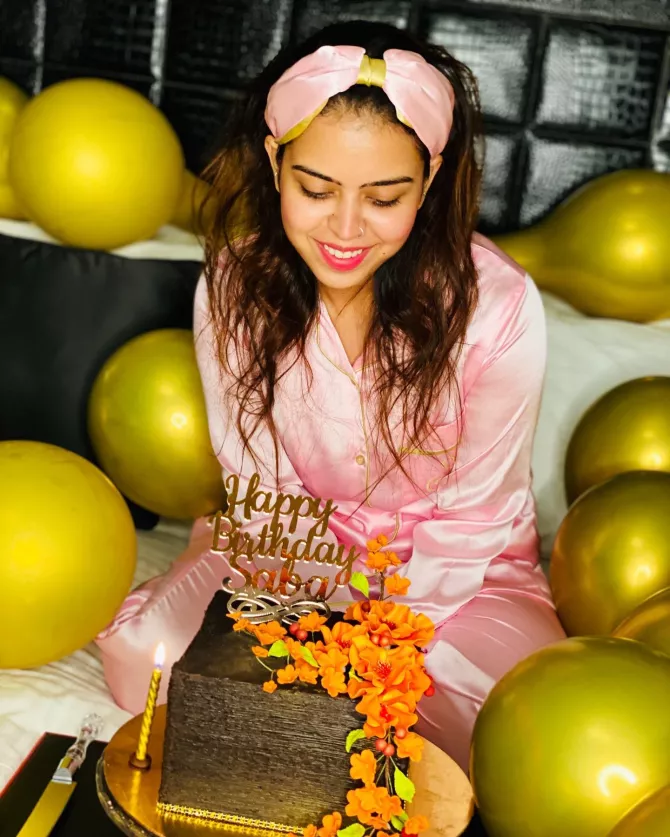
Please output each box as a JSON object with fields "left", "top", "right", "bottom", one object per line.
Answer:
{"left": 363, "top": 176, "right": 414, "bottom": 187}
{"left": 291, "top": 165, "right": 414, "bottom": 188}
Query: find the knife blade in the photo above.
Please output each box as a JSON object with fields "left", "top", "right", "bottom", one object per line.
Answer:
{"left": 16, "top": 714, "right": 103, "bottom": 837}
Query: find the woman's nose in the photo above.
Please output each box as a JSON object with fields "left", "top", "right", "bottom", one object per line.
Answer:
{"left": 327, "top": 199, "right": 364, "bottom": 242}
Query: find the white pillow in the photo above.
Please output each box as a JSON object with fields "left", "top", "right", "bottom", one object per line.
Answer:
{"left": 533, "top": 290, "right": 670, "bottom": 560}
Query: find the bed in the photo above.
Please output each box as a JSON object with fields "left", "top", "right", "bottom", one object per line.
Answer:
{"left": 1, "top": 243, "right": 670, "bottom": 794}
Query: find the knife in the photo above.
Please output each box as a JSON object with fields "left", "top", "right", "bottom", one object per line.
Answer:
{"left": 17, "top": 714, "right": 103, "bottom": 837}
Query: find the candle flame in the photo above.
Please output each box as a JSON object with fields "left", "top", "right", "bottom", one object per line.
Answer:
{"left": 154, "top": 642, "right": 166, "bottom": 668}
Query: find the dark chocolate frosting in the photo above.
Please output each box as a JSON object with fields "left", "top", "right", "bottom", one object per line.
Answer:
{"left": 159, "top": 591, "right": 374, "bottom": 828}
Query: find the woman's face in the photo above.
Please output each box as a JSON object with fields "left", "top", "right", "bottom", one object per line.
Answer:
{"left": 265, "top": 109, "right": 441, "bottom": 296}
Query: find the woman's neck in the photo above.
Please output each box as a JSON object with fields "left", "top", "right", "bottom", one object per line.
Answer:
{"left": 319, "top": 282, "right": 374, "bottom": 367}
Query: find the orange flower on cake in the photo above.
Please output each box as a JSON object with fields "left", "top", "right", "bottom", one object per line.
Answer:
{"left": 285, "top": 637, "right": 308, "bottom": 661}
{"left": 300, "top": 811, "right": 343, "bottom": 837}
{"left": 403, "top": 815, "right": 429, "bottom": 835}
{"left": 283, "top": 638, "right": 320, "bottom": 684}
{"left": 384, "top": 574, "right": 410, "bottom": 597}
{"left": 345, "top": 786, "right": 403, "bottom": 829}
{"left": 313, "top": 642, "right": 349, "bottom": 675}
{"left": 321, "top": 667, "right": 348, "bottom": 697}
{"left": 320, "top": 620, "right": 368, "bottom": 650}
{"left": 355, "top": 689, "right": 419, "bottom": 739}
{"left": 365, "top": 549, "right": 402, "bottom": 572}
{"left": 230, "top": 615, "right": 254, "bottom": 633}
{"left": 294, "top": 659, "right": 319, "bottom": 685}
{"left": 345, "top": 601, "right": 434, "bottom": 649}
{"left": 348, "top": 642, "right": 431, "bottom": 701}
{"left": 286, "top": 637, "right": 319, "bottom": 664}
{"left": 317, "top": 812, "right": 342, "bottom": 837}
{"left": 276, "top": 664, "right": 299, "bottom": 684}
{"left": 349, "top": 749, "right": 377, "bottom": 787}
{"left": 297, "top": 611, "right": 328, "bottom": 632}
{"left": 394, "top": 730, "right": 424, "bottom": 762}
{"left": 253, "top": 620, "right": 287, "bottom": 645}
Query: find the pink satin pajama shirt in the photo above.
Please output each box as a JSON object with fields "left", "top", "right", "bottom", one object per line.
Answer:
{"left": 97, "top": 233, "right": 565, "bottom": 771}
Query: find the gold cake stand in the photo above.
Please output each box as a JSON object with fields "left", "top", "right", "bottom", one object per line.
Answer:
{"left": 95, "top": 705, "right": 474, "bottom": 837}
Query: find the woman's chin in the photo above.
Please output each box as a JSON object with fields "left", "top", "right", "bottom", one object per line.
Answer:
{"left": 306, "top": 258, "right": 375, "bottom": 294}
{"left": 317, "top": 273, "right": 369, "bottom": 294}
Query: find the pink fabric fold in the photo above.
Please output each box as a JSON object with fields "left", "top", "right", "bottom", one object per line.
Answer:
{"left": 265, "top": 45, "right": 455, "bottom": 158}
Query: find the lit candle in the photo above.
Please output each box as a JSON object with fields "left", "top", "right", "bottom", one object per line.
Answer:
{"left": 129, "top": 642, "right": 165, "bottom": 770}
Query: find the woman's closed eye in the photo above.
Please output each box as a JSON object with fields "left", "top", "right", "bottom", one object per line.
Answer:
{"left": 370, "top": 196, "right": 400, "bottom": 208}
{"left": 300, "top": 185, "right": 331, "bottom": 200}
{"left": 299, "top": 184, "right": 400, "bottom": 208}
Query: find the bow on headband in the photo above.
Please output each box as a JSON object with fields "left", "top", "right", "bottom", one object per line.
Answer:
{"left": 265, "top": 45, "right": 456, "bottom": 158}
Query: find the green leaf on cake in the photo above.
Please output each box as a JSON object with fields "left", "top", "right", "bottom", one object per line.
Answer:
{"left": 345, "top": 729, "right": 366, "bottom": 752}
{"left": 337, "top": 825, "right": 365, "bottom": 837}
{"left": 267, "top": 640, "right": 289, "bottom": 658}
{"left": 300, "top": 646, "right": 319, "bottom": 667}
{"left": 391, "top": 813, "right": 409, "bottom": 830}
{"left": 393, "top": 766, "right": 416, "bottom": 803}
{"left": 350, "top": 571, "right": 370, "bottom": 597}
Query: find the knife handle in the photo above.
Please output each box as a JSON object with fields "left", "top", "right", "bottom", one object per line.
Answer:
{"left": 53, "top": 714, "right": 104, "bottom": 784}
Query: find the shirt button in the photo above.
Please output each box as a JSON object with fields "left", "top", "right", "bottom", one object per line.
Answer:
{"left": 355, "top": 454, "right": 366, "bottom": 466}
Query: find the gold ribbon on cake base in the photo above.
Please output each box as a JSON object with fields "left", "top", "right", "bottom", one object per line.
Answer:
{"left": 96, "top": 705, "right": 474, "bottom": 837}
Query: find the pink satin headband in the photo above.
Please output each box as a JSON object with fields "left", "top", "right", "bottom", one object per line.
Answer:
{"left": 265, "top": 45, "right": 456, "bottom": 158}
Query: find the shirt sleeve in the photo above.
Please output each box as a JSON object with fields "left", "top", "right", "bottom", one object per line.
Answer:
{"left": 397, "top": 273, "right": 546, "bottom": 629}
{"left": 193, "top": 273, "right": 349, "bottom": 592}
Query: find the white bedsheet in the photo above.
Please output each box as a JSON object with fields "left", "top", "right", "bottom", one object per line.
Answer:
{"left": 2, "top": 290, "right": 670, "bottom": 792}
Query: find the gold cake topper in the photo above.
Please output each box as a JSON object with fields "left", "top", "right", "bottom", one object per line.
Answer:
{"left": 211, "top": 472, "right": 361, "bottom": 624}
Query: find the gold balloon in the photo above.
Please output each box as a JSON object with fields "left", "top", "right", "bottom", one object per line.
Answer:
{"left": 0, "top": 77, "right": 28, "bottom": 177}
{"left": 9, "top": 78, "right": 184, "bottom": 250}
{"left": 607, "top": 785, "right": 670, "bottom": 837}
{"left": 170, "top": 168, "right": 249, "bottom": 241}
{"left": 494, "top": 170, "right": 670, "bottom": 322}
{"left": 88, "top": 328, "right": 226, "bottom": 519}
{"left": 170, "top": 170, "right": 215, "bottom": 236}
{"left": 565, "top": 376, "right": 670, "bottom": 504}
{"left": 0, "top": 76, "right": 29, "bottom": 220}
{"left": 470, "top": 637, "right": 670, "bottom": 837}
{"left": 0, "top": 440, "right": 136, "bottom": 668}
{"left": 0, "top": 179, "right": 27, "bottom": 220}
{"left": 550, "top": 471, "right": 670, "bottom": 636}
{"left": 613, "top": 588, "right": 670, "bottom": 657}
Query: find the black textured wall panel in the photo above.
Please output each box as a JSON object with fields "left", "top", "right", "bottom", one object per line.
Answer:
{"left": 0, "top": 0, "right": 669, "bottom": 233}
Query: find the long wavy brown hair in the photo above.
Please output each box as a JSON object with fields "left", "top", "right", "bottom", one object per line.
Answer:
{"left": 200, "top": 20, "right": 483, "bottom": 488}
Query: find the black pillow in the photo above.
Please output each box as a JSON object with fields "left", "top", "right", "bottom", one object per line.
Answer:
{"left": 0, "top": 230, "right": 202, "bottom": 528}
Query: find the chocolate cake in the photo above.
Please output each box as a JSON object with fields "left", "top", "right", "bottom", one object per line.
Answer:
{"left": 158, "top": 590, "right": 372, "bottom": 831}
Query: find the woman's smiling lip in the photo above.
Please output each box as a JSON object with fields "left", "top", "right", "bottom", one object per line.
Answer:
{"left": 317, "top": 239, "right": 369, "bottom": 253}
{"left": 315, "top": 240, "right": 372, "bottom": 272}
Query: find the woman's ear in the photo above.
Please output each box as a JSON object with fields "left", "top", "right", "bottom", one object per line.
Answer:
{"left": 419, "top": 154, "right": 443, "bottom": 207}
{"left": 265, "top": 136, "right": 281, "bottom": 192}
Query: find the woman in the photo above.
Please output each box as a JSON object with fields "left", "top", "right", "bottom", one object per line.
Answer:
{"left": 97, "top": 19, "right": 565, "bottom": 772}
